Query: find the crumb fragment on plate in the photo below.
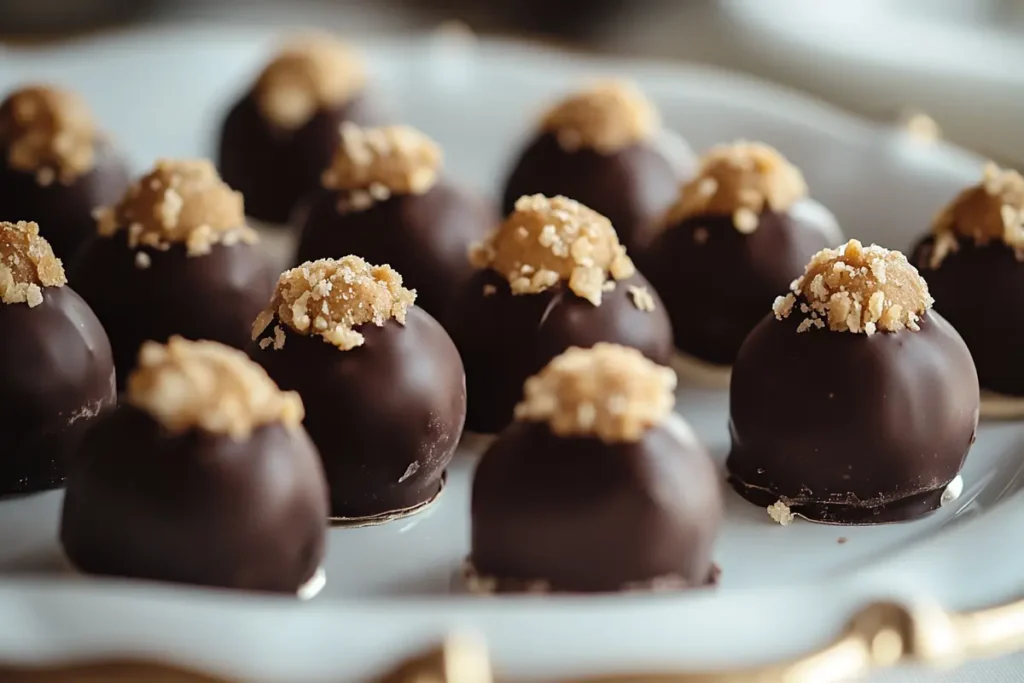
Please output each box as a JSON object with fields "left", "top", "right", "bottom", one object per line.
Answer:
{"left": 767, "top": 499, "right": 794, "bottom": 526}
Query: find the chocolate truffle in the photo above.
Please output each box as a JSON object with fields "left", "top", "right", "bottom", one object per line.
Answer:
{"left": 468, "top": 343, "right": 721, "bottom": 593}
{"left": 61, "top": 337, "right": 328, "bottom": 593}
{"left": 501, "top": 81, "right": 686, "bottom": 252}
{"left": 218, "top": 35, "right": 379, "bottom": 224}
{"left": 0, "top": 85, "right": 129, "bottom": 265}
{"left": 0, "top": 221, "right": 115, "bottom": 494}
{"left": 911, "top": 163, "right": 1024, "bottom": 402}
{"left": 72, "top": 159, "right": 274, "bottom": 390}
{"left": 294, "top": 124, "right": 495, "bottom": 321}
{"left": 249, "top": 256, "right": 466, "bottom": 521}
{"left": 640, "top": 142, "right": 843, "bottom": 369}
{"left": 728, "top": 240, "right": 979, "bottom": 524}
{"left": 447, "top": 194, "right": 673, "bottom": 434}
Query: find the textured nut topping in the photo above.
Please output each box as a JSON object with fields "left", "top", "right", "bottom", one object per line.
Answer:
{"left": 928, "top": 163, "right": 1024, "bottom": 268}
{"left": 94, "top": 159, "right": 257, "bottom": 256}
{"left": 0, "top": 221, "right": 66, "bottom": 307}
{"left": 664, "top": 141, "right": 808, "bottom": 232}
{"left": 773, "top": 239, "right": 933, "bottom": 335}
{"left": 469, "top": 195, "right": 635, "bottom": 306}
{"left": 0, "top": 85, "right": 98, "bottom": 185}
{"left": 514, "top": 343, "right": 677, "bottom": 443}
{"left": 255, "top": 34, "right": 366, "bottom": 129}
{"left": 252, "top": 256, "right": 416, "bottom": 351}
{"left": 541, "top": 80, "right": 658, "bottom": 155}
{"left": 127, "top": 337, "right": 304, "bottom": 440}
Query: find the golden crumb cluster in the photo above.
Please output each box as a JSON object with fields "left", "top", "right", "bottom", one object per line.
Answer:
{"left": 0, "top": 221, "right": 66, "bottom": 307}
{"left": 514, "top": 343, "right": 677, "bottom": 443}
{"left": 928, "top": 163, "right": 1024, "bottom": 268}
{"left": 0, "top": 86, "right": 98, "bottom": 185}
{"left": 321, "top": 124, "right": 442, "bottom": 208}
{"left": 253, "top": 256, "right": 416, "bottom": 351}
{"left": 773, "top": 240, "right": 933, "bottom": 335}
{"left": 95, "top": 159, "right": 257, "bottom": 257}
{"left": 664, "top": 141, "right": 808, "bottom": 233}
{"left": 126, "top": 337, "right": 304, "bottom": 441}
{"left": 255, "top": 34, "right": 366, "bottom": 129}
{"left": 541, "top": 80, "right": 658, "bottom": 155}
{"left": 470, "top": 195, "right": 635, "bottom": 306}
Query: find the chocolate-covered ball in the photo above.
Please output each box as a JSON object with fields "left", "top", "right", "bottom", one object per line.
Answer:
{"left": 218, "top": 35, "right": 379, "bottom": 224}
{"left": 249, "top": 256, "right": 466, "bottom": 520}
{"left": 912, "top": 163, "right": 1024, "bottom": 397}
{"left": 502, "top": 81, "right": 686, "bottom": 252}
{"left": 61, "top": 337, "right": 328, "bottom": 593}
{"left": 728, "top": 241, "right": 979, "bottom": 525}
{"left": 0, "top": 221, "right": 115, "bottom": 494}
{"left": 294, "top": 124, "right": 495, "bottom": 321}
{"left": 0, "top": 86, "right": 129, "bottom": 265}
{"left": 469, "top": 344, "right": 721, "bottom": 593}
{"left": 72, "top": 159, "right": 274, "bottom": 390}
{"left": 446, "top": 195, "right": 674, "bottom": 434}
{"left": 640, "top": 142, "right": 843, "bottom": 367}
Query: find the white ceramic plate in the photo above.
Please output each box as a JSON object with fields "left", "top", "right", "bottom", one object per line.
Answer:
{"left": 1, "top": 25, "right": 1022, "bottom": 682}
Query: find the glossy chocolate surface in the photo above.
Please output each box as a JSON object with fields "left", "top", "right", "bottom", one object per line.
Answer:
{"left": 446, "top": 270, "right": 674, "bottom": 434}
{"left": 728, "top": 311, "right": 979, "bottom": 524}
{"left": 250, "top": 307, "right": 466, "bottom": 519}
{"left": 218, "top": 91, "right": 379, "bottom": 224}
{"left": 501, "top": 131, "right": 680, "bottom": 252}
{"left": 61, "top": 406, "right": 327, "bottom": 593}
{"left": 472, "top": 419, "right": 722, "bottom": 592}
{"left": 294, "top": 182, "right": 496, "bottom": 321}
{"left": 72, "top": 230, "right": 274, "bottom": 390}
{"left": 0, "top": 286, "right": 115, "bottom": 495}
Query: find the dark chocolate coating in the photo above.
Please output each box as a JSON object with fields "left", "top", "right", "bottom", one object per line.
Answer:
{"left": 446, "top": 270, "right": 674, "bottom": 434}
{"left": 218, "top": 91, "right": 379, "bottom": 225}
{"left": 0, "top": 140, "right": 129, "bottom": 266}
{"left": 640, "top": 207, "right": 841, "bottom": 366}
{"left": 0, "top": 286, "right": 115, "bottom": 494}
{"left": 472, "top": 420, "right": 722, "bottom": 592}
{"left": 71, "top": 230, "right": 275, "bottom": 391}
{"left": 294, "top": 182, "right": 496, "bottom": 321}
{"left": 60, "top": 406, "right": 328, "bottom": 593}
{"left": 727, "top": 311, "right": 979, "bottom": 524}
{"left": 912, "top": 236, "right": 1024, "bottom": 395}
{"left": 501, "top": 131, "right": 680, "bottom": 252}
{"left": 249, "top": 307, "right": 466, "bottom": 518}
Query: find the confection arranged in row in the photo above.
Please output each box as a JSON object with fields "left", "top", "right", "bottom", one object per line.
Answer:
{"left": 3, "top": 32, "right": 1019, "bottom": 596}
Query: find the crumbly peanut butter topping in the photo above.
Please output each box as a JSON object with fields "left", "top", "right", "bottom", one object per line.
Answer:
{"left": 469, "top": 195, "right": 635, "bottom": 306}
{"left": 541, "top": 80, "right": 658, "bottom": 155}
{"left": 664, "top": 141, "right": 808, "bottom": 232}
{"left": 928, "top": 163, "right": 1024, "bottom": 268}
{"left": 773, "top": 240, "right": 932, "bottom": 335}
{"left": 252, "top": 256, "right": 416, "bottom": 351}
{"left": 127, "top": 337, "right": 304, "bottom": 440}
{"left": 0, "top": 85, "right": 98, "bottom": 185}
{"left": 255, "top": 34, "right": 366, "bottom": 129}
{"left": 514, "top": 343, "right": 677, "bottom": 443}
{"left": 94, "top": 159, "right": 257, "bottom": 256}
{"left": 0, "top": 221, "right": 66, "bottom": 307}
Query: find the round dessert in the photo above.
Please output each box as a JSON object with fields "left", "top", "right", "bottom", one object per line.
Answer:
{"left": 911, "top": 163, "right": 1024, "bottom": 409}
{"left": 218, "top": 34, "right": 379, "bottom": 225}
{"left": 294, "top": 123, "right": 495, "bottom": 321}
{"left": 468, "top": 343, "right": 722, "bottom": 593}
{"left": 72, "top": 159, "right": 274, "bottom": 390}
{"left": 728, "top": 240, "right": 979, "bottom": 525}
{"left": 501, "top": 80, "right": 687, "bottom": 252}
{"left": 447, "top": 194, "right": 674, "bottom": 434}
{"left": 0, "top": 221, "right": 115, "bottom": 495}
{"left": 249, "top": 256, "right": 466, "bottom": 521}
{"left": 61, "top": 337, "right": 328, "bottom": 594}
{"left": 0, "top": 85, "right": 129, "bottom": 265}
